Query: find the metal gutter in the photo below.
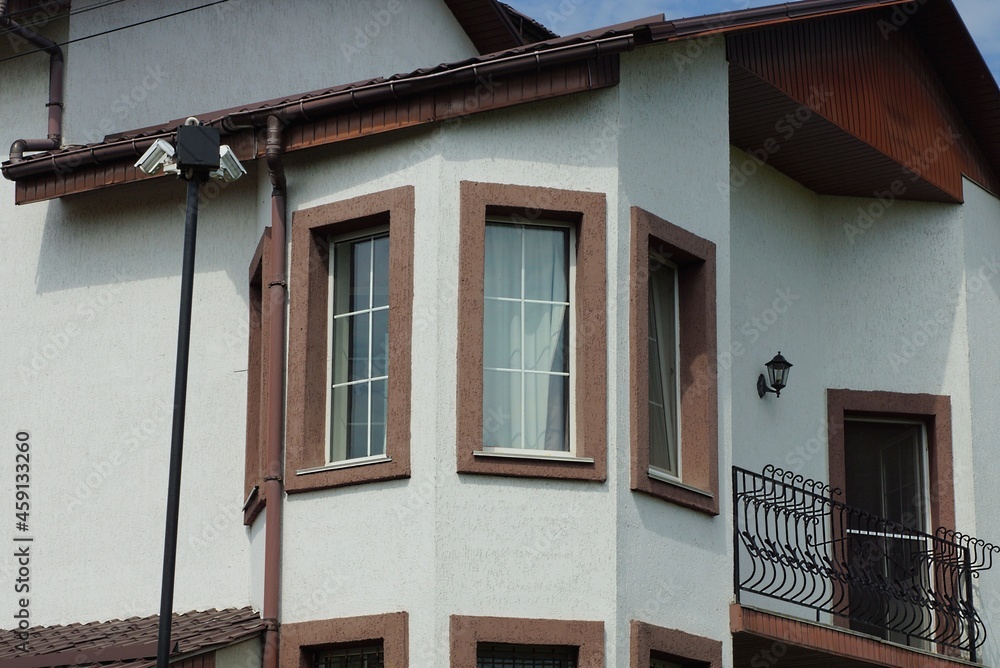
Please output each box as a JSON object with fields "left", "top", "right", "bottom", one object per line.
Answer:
{"left": 1, "top": 0, "right": 64, "bottom": 161}
{"left": 2, "top": 33, "right": 634, "bottom": 182}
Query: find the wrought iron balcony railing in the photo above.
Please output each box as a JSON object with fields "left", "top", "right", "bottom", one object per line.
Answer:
{"left": 733, "top": 465, "right": 1000, "bottom": 662}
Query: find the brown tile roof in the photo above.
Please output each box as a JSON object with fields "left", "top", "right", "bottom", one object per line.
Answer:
{"left": 0, "top": 607, "right": 264, "bottom": 668}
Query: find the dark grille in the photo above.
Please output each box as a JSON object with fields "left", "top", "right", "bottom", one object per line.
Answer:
{"left": 477, "top": 642, "right": 578, "bottom": 667}
{"left": 313, "top": 642, "right": 384, "bottom": 668}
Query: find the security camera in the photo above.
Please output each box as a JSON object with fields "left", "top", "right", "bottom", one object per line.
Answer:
{"left": 213, "top": 145, "right": 247, "bottom": 183}
{"left": 134, "top": 139, "right": 176, "bottom": 175}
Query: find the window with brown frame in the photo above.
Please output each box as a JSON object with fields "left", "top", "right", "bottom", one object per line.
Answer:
{"left": 629, "top": 207, "right": 718, "bottom": 515}
{"left": 451, "top": 615, "right": 603, "bottom": 667}
{"left": 243, "top": 227, "right": 271, "bottom": 525}
{"left": 285, "top": 186, "right": 414, "bottom": 493}
{"left": 456, "top": 181, "right": 607, "bottom": 481}
{"left": 281, "top": 613, "right": 407, "bottom": 668}
{"left": 629, "top": 621, "right": 722, "bottom": 668}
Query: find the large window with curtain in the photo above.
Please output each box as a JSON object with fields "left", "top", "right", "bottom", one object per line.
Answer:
{"left": 482, "top": 219, "right": 574, "bottom": 454}
{"left": 327, "top": 229, "right": 390, "bottom": 464}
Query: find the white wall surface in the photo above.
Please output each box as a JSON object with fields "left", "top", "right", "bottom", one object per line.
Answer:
{"left": 62, "top": 0, "right": 477, "bottom": 144}
{"left": 616, "top": 40, "right": 734, "bottom": 668}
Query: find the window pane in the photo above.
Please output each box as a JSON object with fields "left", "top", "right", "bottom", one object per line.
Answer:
{"left": 331, "top": 382, "right": 371, "bottom": 462}
{"left": 648, "top": 260, "right": 678, "bottom": 475}
{"left": 523, "top": 226, "right": 568, "bottom": 303}
{"left": 484, "top": 369, "right": 521, "bottom": 448}
{"left": 523, "top": 303, "right": 568, "bottom": 373}
{"left": 347, "top": 382, "right": 370, "bottom": 459}
{"left": 350, "top": 238, "right": 373, "bottom": 312}
{"left": 372, "top": 234, "right": 390, "bottom": 308}
{"left": 485, "top": 224, "right": 522, "bottom": 299}
{"left": 313, "top": 642, "right": 384, "bottom": 668}
{"left": 477, "top": 643, "right": 577, "bottom": 668}
{"left": 371, "top": 308, "right": 389, "bottom": 377}
{"left": 485, "top": 299, "right": 522, "bottom": 369}
{"left": 370, "top": 378, "right": 387, "bottom": 456}
{"left": 523, "top": 373, "right": 568, "bottom": 451}
{"left": 329, "top": 232, "right": 390, "bottom": 464}
{"left": 347, "top": 313, "right": 371, "bottom": 381}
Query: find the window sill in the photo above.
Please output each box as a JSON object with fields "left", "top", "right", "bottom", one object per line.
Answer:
{"left": 475, "top": 449, "right": 594, "bottom": 464}
{"left": 296, "top": 454, "right": 393, "bottom": 476}
{"left": 647, "top": 467, "right": 715, "bottom": 499}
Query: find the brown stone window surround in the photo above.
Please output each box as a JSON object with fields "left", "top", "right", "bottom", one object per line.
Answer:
{"left": 630, "top": 620, "right": 722, "bottom": 668}
{"left": 629, "top": 207, "right": 718, "bottom": 515}
{"left": 827, "top": 389, "right": 955, "bottom": 531}
{"left": 456, "top": 181, "right": 608, "bottom": 481}
{"left": 451, "top": 615, "right": 604, "bottom": 667}
{"left": 281, "top": 612, "right": 408, "bottom": 668}
{"left": 244, "top": 227, "right": 271, "bottom": 525}
{"left": 285, "top": 186, "right": 415, "bottom": 493}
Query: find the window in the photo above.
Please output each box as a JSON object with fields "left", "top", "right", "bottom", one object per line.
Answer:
{"left": 483, "top": 220, "right": 573, "bottom": 455}
{"left": 456, "top": 181, "right": 607, "bottom": 481}
{"left": 477, "top": 643, "right": 577, "bottom": 667}
{"left": 450, "top": 615, "right": 604, "bottom": 667}
{"left": 629, "top": 621, "right": 722, "bottom": 668}
{"left": 647, "top": 253, "right": 679, "bottom": 477}
{"left": 281, "top": 613, "right": 407, "bottom": 668}
{"left": 629, "top": 207, "right": 718, "bottom": 514}
{"left": 243, "top": 227, "right": 271, "bottom": 525}
{"left": 328, "top": 230, "right": 390, "bottom": 464}
{"left": 313, "top": 642, "right": 384, "bottom": 668}
{"left": 285, "top": 187, "right": 414, "bottom": 494}
{"left": 827, "top": 389, "right": 954, "bottom": 538}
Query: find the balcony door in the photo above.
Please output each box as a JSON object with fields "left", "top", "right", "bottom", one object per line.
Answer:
{"left": 844, "top": 418, "right": 931, "bottom": 647}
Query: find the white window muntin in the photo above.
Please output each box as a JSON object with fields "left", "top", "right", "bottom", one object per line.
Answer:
{"left": 326, "top": 226, "right": 390, "bottom": 464}
{"left": 482, "top": 216, "right": 577, "bottom": 456}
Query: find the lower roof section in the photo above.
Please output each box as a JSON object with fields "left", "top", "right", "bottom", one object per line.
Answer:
{"left": 731, "top": 605, "right": 977, "bottom": 668}
{"left": 0, "top": 607, "right": 264, "bottom": 668}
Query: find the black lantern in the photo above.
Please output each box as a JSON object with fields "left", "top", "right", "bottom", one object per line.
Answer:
{"left": 757, "top": 352, "right": 792, "bottom": 398}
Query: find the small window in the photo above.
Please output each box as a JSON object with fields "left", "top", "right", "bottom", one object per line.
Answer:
{"left": 647, "top": 253, "right": 680, "bottom": 477}
{"left": 477, "top": 642, "right": 578, "bottom": 668}
{"left": 313, "top": 641, "right": 384, "bottom": 668}
{"left": 482, "top": 219, "right": 575, "bottom": 455}
{"left": 649, "top": 659, "right": 682, "bottom": 668}
{"left": 327, "top": 230, "right": 390, "bottom": 463}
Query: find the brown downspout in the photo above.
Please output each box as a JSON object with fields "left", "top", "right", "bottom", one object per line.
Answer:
{"left": 1, "top": 0, "right": 64, "bottom": 161}
{"left": 262, "top": 114, "right": 287, "bottom": 668}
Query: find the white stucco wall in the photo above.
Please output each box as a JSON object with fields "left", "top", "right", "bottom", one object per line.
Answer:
{"left": 63, "top": 0, "right": 478, "bottom": 144}
{"left": 615, "top": 39, "right": 734, "bottom": 668}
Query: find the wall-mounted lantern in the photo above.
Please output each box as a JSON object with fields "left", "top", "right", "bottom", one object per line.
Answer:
{"left": 757, "top": 352, "right": 792, "bottom": 398}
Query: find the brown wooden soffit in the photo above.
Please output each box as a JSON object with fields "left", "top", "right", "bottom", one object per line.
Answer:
{"left": 14, "top": 56, "right": 619, "bottom": 205}
{"left": 731, "top": 605, "right": 975, "bottom": 668}
{"left": 727, "top": 9, "right": 1000, "bottom": 203}
{"left": 444, "top": 0, "right": 525, "bottom": 54}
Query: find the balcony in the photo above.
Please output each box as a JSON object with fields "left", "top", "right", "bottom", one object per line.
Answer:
{"left": 732, "top": 465, "right": 999, "bottom": 665}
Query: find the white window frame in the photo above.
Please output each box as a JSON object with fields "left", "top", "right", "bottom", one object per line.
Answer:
{"left": 480, "top": 216, "right": 578, "bottom": 459}
{"left": 325, "top": 225, "right": 390, "bottom": 466}
{"left": 647, "top": 251, "right": 682, "bottom": 482}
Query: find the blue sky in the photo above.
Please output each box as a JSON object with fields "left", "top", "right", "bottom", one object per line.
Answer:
{"left": 505, "top": 0, "right": 1000, "bottom": 81}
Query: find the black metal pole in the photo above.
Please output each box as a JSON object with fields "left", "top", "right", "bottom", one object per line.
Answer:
{"left": 156, "top": 176, "right": 203, "bottom": 668}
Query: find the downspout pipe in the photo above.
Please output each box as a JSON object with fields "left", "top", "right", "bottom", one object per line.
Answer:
{"left": 262, "top": 114, "right": 287, "bottom": 668}
{"left": 1, "top": 0, "right": 64, "bottom": 161}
